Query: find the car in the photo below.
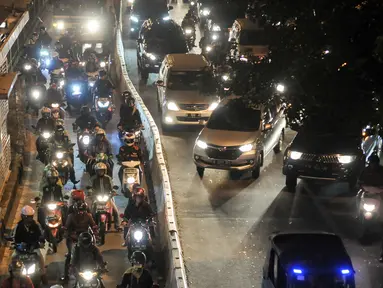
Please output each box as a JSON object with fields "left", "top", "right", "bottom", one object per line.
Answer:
{"left": 155, "top": 54, "right": 218, "bottom": 128}
{"left": 193, "top": 97, "right": 286, "bottom": 178}
{"left": 137, "top": 20, "right": 188, "bottom": 80}
{"left": 129, "top": 0, "right": 173, "bottom": 37}
{"left": 282, "top": 120, "right": 382, "bottom": 192}
{"left": 263, "top": 232, "right": 355, "bottom": 288}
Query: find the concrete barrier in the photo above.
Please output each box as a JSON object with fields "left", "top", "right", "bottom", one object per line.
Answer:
{"left": 114, "top": 30, "right": 188, "bottom": 288}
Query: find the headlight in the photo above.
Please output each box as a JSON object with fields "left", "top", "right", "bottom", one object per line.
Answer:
{"left": 48, "top": 222, "right": 60, "bottom": 228}
{"left": 47, "top": 203, "right": 57, "bottom": 210}
{"left": 212, "top": 24, "right": 221, "bottom": 31}
{"left": 196, "top": 140, "right": 208, "bottom": 149}
{"left": 97, "top": 195, "right": 109, "bottom": 202}
{"left": 167, "top": 101, "right": 179, "bottom": 111}
{"left": 289, "top": 151, "right": 302, "bottom": 160}
{"left": 205, "top": 45, "right": 212, "bottom": 52}
{"left": 208, "top": 102, "right": 219, "bottom": 110}
{"left": 87, "top": 20, "right": 100, "bottom": 32}
{"left": 130, "top": 15, "right": 139, "bottom": 22}
{"left": 97, "top": 100, "right": 110, "bottom": 108}
{"left": 127, "top": 177, "right": 136, "bottom": 184}
{"left": 128, "top": 0, "right": 134, "bottom": 3}
{"left": 212, "top": 34, "right": 219, "bottom": 40}
{"left": 56, "top": 152, "right": 64, "bottom": 159}
{"left": 57, "top": 21, "right": 64, "bottom": 30}
{"left": 45, "top": 59, "right": 51, "bottom": 66}
{"left": 222, "top": 74, "right": 230, "bottom": 81}
{"left": 239, "top": 143, "right": 253, "bottom": 152}
{"left": 185, "top": 28, "right": 192, "bottom": 34}
{"left": 134, "top": 230, "right": 143, "bottom": 241}
{"left": 80, "top": 271, "right": 96, "bottom": 281}
{"left": 42, "top": 132, "right": 51, "bottom": 139}
{"left": 22, "top": 264, "right": 36, "bottom": 275}
{"left": 190, "top": 1, "right": 195, "bottom": 5}
{"left": 337, "top": 155, "right": 356, "bottom": 164}
{"left": 80, "top": 61, "right": 85, "bottom": 66}
{"left": 83, "top": 135, "right": 90, "bottom": 145}
{"left": 51, "top": 103, "right": 59, "bottom": 108}
{"left": 59, "top": 80, "right": 65, "bottom": 87}
{"left": 31, "top": 90, "right": 40, "bottom": 99}
{"left": 163, "top": 16, "right": 170, "bottom": 21}
{"left": 89, "top": 82, "right": 95, "bottom": 87}
{"left": 146, "top": 53, "right": 156, "bottom": 60}
{"left": 52, "top": 160, "right": 58, "bottom": 167}
{"left": 135, "top": 130, "right": 140, "bottom": 136}
{"left": 72, "top": 85, "right": 81, "bottom": 93}
{"left": 100, "top": 61, "right": 106, "bottom": 68}
{"left": 24, "top": 64, "right": 32, "bottom": 71}
{"left": 363, "top": 203, "right": 376, "bottom": 212}
{"left": 63, "top": 160, "right": 68, "bottom": 167}
{"left": 202, "top": 8, "right": 210, "bottom": 16}
{"left": 40, "top": 50, "right": 49, "bottom": 57}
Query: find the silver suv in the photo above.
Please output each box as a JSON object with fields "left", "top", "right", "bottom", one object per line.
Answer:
{"left": 193, "top": 97, "right": 286, "bottom": 178}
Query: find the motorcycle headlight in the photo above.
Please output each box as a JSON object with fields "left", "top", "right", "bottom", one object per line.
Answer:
{"left": 239, "top": 143, "right": 253, "bottom": 152}
{"left": 208, "top": 102, "right": 219, "bottom": 111}
{"left": 185, "top": 28, "right": 192, "bottom": 34}
{"left": 205, "top": 45, "right": 212, "bottom": 52}
{"left": 190, "top": 1, "right": 195, "bottom": 5}
{"left": 167, "top": 101, "right": 179, "bottom": 111}
{"left": 97, "top": 195, "right": 109, "bottom": 202}
{"left": 48, "top": 222, "right": 60, "bottom": 228}
{"left": 80, "top": 270, "right": 96, "bottom": 281}
{"left": 134, "top": 130, "right": 140, "bottom": 136}
{"left": 56, "top": 152, "right": 64, "bottom": 159}
{"left": 22, "top": 264, "right": 36, "bottom": 275}
{"left": 52, "top": 160, "right": 58, "bottom": 167}
{"left": 72, "top": 85, "right": 81, "bottom": 93}
{"left": 83, "top": 135, "right": 90, "bottom": 145}
{"left": 51, "top": 103, "right": 59, "bottom": 108}
{"left": 337, "top": 155, "right": 356, "bottom": 164}
{"left": 128, "top": 0, "right": 134, "bottom": 3}
{"left": 211, "top": 34, "right": 219, "bottom": 41}
{"left": 31, "top": 90, "right": 40, "bottom": 99}
{"left": 146, "top": 53, "right": 156, "bottom": 61}
{"left": 127, "top": 177, "right": 135, "bottom": 184}
{"left": 42, "top": 132, "right": 51, "bottom": 139}
{"left": 163, "top": 16, "right": 170, "bottom": 21}
{"left": 87, "top": 20, "right": 100, "bottom": 32}
{"left": 47, "top": 203, "right": 57, "bottom": 210}
{"left": 212, "top": 24, "right": 221, "bottom": 31}
{"left": 134, "top": 230, "right": 143, "bottom": 241}
{"left": 97, "top": 100, "right": 110, "bottom": 108}
{"left": 202, "top": 8, "right": 210, "bottom": 16}
{"left": 63, "top": 160, "right": 68, "bottom": 167}
{"left": 100, "top": 61, "right": 106, "bottom": 68}
{"left": 24, "top": 64, "right": 32, "bottom": 71}
{"left": 222, "top": 74, "right": 230, "bottom": 81}
{"left": 196, "top": 140, "right": 208, "bottom": 149}
{"left": 56, "top": 21, "right": 64, "bottom": 30}
{"left": 59, "top": 80, "right": 65, "bottom": 87}
{"left": 89, "top": 82, "right": 95, "bottom": 87}
{"left": 130, "top": 15, "right": 139, "bottom": 23}
{"left": 289, "top": 151, "right": 302, "bottom": 160}
{"left": 40, "top": 50, "right": 49, "bottom": 57}
{"left": 363, "top": 203, "right": 376, "bottom": 212}
{"left": 45, "top": 59, "right": 51, "bottom": 66}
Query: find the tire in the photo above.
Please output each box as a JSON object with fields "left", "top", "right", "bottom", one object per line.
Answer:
{"left": 273, "top": 131, "right": 284, "bottom": 153}
{"left": 286, "top": 175, "right": 297, "bottom": 192}
{"left": 99, "top": 221, "right": 106, "bottom": 245}
{"left": 252, "top": 159, "right": 261, "bottom": 179}
{"left": 157, "top": 92, "right": 161, "bottom": 112}
{"left": 196, "top": 166, "right": 204, "bottom": 177}
{"left": 47, "top": 228, "right": 58, "bottom": 253}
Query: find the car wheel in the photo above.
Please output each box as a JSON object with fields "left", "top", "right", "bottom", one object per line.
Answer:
{"left": 273, "top": 131, "right": 284, "bottom": 153}
{"left": 286, "top": 175, "right": 297, "bottom": 192}
{"left": 251, "top": 155, "right": 261, "bottom": 179}
{"left": 196, "top": 166, "right": 204, "bottom": 177}
{"left": 140, "top": 68, "right": 149, "bottom": 81}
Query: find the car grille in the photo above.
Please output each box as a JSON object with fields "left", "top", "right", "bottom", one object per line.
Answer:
{"left": 301, "top": 153, "right": 339, "bottom": 164}
{"left": 178, "top": 104, "right": 209, "bottom": 111}
{"left": 176, "top": 116, "right": 209, "bottom": 122}
{"left": 206, "top": 145, "right": 242, "bottom": 160}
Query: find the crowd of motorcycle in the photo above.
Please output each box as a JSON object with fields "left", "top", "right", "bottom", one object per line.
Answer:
{"left": 2, "top": 25, "right": 159, "bottom": 288}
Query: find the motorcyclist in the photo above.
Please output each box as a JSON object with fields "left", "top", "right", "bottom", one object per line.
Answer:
{"left": 35, "top": 107, "right": 55, "bottom": 160}
{"left": 94, "top": 70, "right": 115, "bottom": 98}
{"left": 118, "top": 91, "right": 141, "bottom": 137}
{"left": 181, "top": 11, "right": 196, "bottom": 47}
{"left": 1, "top": 259, "right": 34, "bottom": 288}
{"left": 70, "top": 232, "right": 106, "bottom": 279}
{"left": 38, "top": 168, "right": 67, "bottom": 228}
{"left": 38, "top": 26, "right": 52, "bottom": 47}
{"left": 66, "top": 61, "right": 86, "bottom": 80}
{"left": 62, "top": 202, "right": 98, "bottom": 282}
{"left": 55, "top": 41, "right": 71, "bottom": 59}
{"left": 359, "top": 154, "right": 383, "bottom": 186}
{"left": 89, "top": 163, "right": 120, "bottom": 230}
{"left": 85, "top": 52, "right": 99, "bottom": 73}
{"left": 89, "top": 129, "right": 114, "bottom": 172}
{"left": 116, "top": 251, "right": 155, "bottom": 288}
{"left": 49, "top": 52, "right": 65, "bottom": 72}
{"left": 58, "top": 30, "right": 73, "bottom": 52}
{"left": 73, "top": 106, "right": 98, "bottom": 132}
{"left": 12, "top": 206, "right": 47, "bottom": 284}
{"left": 117, "top": 134, "right": 142, "bottom": 186}
{"left": 26, "top": 32, "right": 39, "bottom": 59}
{"left": 47, "top": 83, "right": 64, "bottom": 104}
{"left": 39, "top": 164, "right": 63, "bottom": 190}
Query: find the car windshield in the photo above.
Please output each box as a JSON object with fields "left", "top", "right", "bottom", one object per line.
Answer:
{"left": 290, "top": 273, "right": 353, "bottom": 288}
{"left": 134, "top": 2, "right": 168, "bottom": 18}
{"left": 146, "top": 35, "right": 188, "bottom": 54}
{"left": 239, "top": 30, "right": 268, "bottom": 46}
{"left": 207, "top": 100, "right": 261, "bottom": 131}
{"left": 167, "top": 71, "right": 216, "bottom": 92}
{"left": 303, "top": 117, "right": 360, "bottom": 137}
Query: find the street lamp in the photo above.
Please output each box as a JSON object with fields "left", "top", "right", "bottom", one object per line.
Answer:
{"left": 276, "top": 83, "right": 285, "bottom": 93}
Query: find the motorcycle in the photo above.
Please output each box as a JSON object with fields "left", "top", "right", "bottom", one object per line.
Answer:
{"left": 87, "top": 71, "right": 98, "bottom": 95}
{"left": 51, "top": 144, "right": 75, "bottom": 185}
{"left": 87, "top": 185, "right": 119, "bottom": 245}
{"left": 39, "top": 46, "right": 51, "bottom": 70}
{"left": 184, "top": 26, "right": 196, "bottom": 49}
{"left": 118, "top": 122, "right": 143, "bottom": 144}
{"left": 119, "top": 154, "right": 142, "bottom": 198}
{"left": 48, "top": 102, "right": 66, "bottom": 120}
{"left": 50, "top": 67, "right": 65, "bottom": 89}
{"left": 33, "top": 125, "right": 53, "bottom": 165}
{"left": 76, "top": 127, "right": 93, "bottom": 164}
{"left": 216, "top": 65, "right": 234, "bottom": 96}
{"left": 75, "top": 268, "right": 105, "bottom": 288}
{"left": 26, "top": 84, "right": 47, "bottom": 115}
{"left": 87, "top": 153, "right": 113, "bottom": 177}
{"left": 94, "top": 94, "right": 115, "bottom": 128}
{"left": 122, "top": 217, "right": 153, "bottom": 259}
{"left": 65, "top": 80, "right": 88, "bottom": 111}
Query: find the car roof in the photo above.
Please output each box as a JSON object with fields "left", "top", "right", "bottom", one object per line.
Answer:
{"left": 270, "top": 232, "right": 354, "bottom": 271}
{"left": 235, "top": 18, "right": 260, "bottom": 30}
{"left": 165, "top": 54, "right": 209, "bottom": 71}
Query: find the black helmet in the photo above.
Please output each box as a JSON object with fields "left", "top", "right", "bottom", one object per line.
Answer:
{"left": 131, "top": 251, "right": 146, "bottom": 266}
{"left": 99, "top": 70, "right": 107, "bottom": 77}
{"left": 78, "top": 232, "right": 93, "bottom": 248}
{"left": 75, "top": 201, "right": 87, "bottom": 212}
{"left": 368, "top": 154, "right": 380, "bottom": 165}
{"left": 81, "top": 106, "right": 91, "bottom": 115}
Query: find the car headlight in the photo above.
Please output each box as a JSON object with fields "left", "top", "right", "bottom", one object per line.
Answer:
{"left": 212, "top": 34, "right": 219, "bottom": 40}
{"left": 24, "top": 64, "right": 32, "bottom": 71}
{"left": 363, "top": 203, "right": 376, "bottom": 212}
{"left": 56, "top": 152, "right": 64, "bottom": 159}
{"left": 134, "top": 230, "right": 143, "bottom": 241}
{"left": 289, "top": 151, "right": 302, "bottom": 160}
{"left": 130, "top": 15, "right": 139, "bottom": 22}
{"left": 47, "top": 203, "right": 57, "bottom": 210}
{"left": 31, "top": 90, "right": 40, "bottom": 99}
{"left": 100, "top": 61, "right": 106, "bottom": 68}
{"left": 185, "top": 28, "right": 192, "bottom": 34}
{"left": 83, "top": 135, "right": 90, "bottom": 145}
{"left": 212, "top": 24, "right": 221, "bottom": 31}
{"left": 80, "top": 270, "right": 96, "bottom": 281}
{"left": 56, "top": 21, "right": 64, "bottom": 30}
{"left": 239, "top": 143, "right": 253, "bottom": 152}
{"left": 202, "top": 8, "right": 210, "bottom": 16}
{"left": 97, "top": 195, "right": 109, "bottom": 202}
{"left": 87, "top": 20, "right": 100, "bottom": 32}
{"left": 42, "top": 132, "right": 51, "bottom": 139}
{"left": 22, "top": 264, "right": 36, "bottom": 275}
{"left": 127, "top": 177, "right": 136, "bottom": 184}
{"left": 163, "top": 16, "right": 170, "bottom": 21}
{"left": 196, "top": 140, "right": 208, "bottom": 149}
{"left": 146, "top": 53, "right": 156, "bottom": 60}
{"left": 205, "top": 45, "right": 212, "bottom": 52}
{"left": 337, "top": 155, "right": 356, "bottom": 164}
{"left": 222, "top": 74, "right": 230, "bottom": 81}
{"left": 40, "top": 50, "right": 49, "bottom": 57}
{"left": 208, "top": 102, "right": 219, "bottom": 110}
{"left": 167, "top": 101, "right": 179, "bottom": 111}
{"left": 97, "top": 100, "right": 110, "bottom": 108}
{"left": 72, "top": 85, "right": 80, "bottom": 93}
{"left": 59, "top": 80, "right": 65, "bottom": 87}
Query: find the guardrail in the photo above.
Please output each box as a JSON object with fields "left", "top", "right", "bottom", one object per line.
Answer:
{"left": 113, "top": 30, "right": 188, "bottom": 288}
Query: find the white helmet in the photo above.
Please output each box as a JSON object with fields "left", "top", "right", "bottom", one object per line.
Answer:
{"left": 21, "top": 205, "right": 35, "bottom": 216}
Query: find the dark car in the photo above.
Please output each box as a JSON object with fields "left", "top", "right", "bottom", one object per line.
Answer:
{"left": 129, "top": 0, "right": 173, "bottom": 37}
{"left": 283, "top": 119, "right": 382, "bottom": 192}
{"left": 137, "top": 19, "right": 189, "bottom": 80}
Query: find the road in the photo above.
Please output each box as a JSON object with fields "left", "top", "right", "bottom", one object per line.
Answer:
{"left": 123, "top": 2, "right": 383, "bottom": 288}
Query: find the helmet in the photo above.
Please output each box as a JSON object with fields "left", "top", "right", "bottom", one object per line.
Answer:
{"left": 94, "top": 162, "right": 107, "bottom": 171}
{"left": 8, "top": 259, "right": 24, "bottom": 274}
{"left": 71, "top": 189, "right": 85, "bottom": 201}
{"left": 124, "top": 134, "right": 135, "bottom": 146}
{"left": 99, "top": 70, "right": 106, "bottom": 77}
{"left": 46, "top": 168, "right": 59, "bottom": 178}
{"left": 55, "top": 119, "right": 65, "bottom": 127}
{"left": 74, "top": 201, "right": 87, "bottom": 212}
{"left": 123, "top": 90, "right": 132, "bottom": 98}
{"left": 133, "top": 188, "right": 145, "bottom": 199}
{"left": 21, "top": 205, "right": 35, "bottom": 216}
{"left": 41, "top": 107, "right": 51, "bottom": 117}
{"left": 78, "top": 232, "right": 93, "bottom": 248}
{"left": 81, "top": 106, "right": 91, "bottom": 115}
{"left": 55, "top": 125, "right": 65, "bottom": 133}
{"left": 131, "top": 251, "right": 146, "bottom": 266}
{"left": 96, "top": 129, "right": 106, "bottom": 136}
{"left": 368, "top": 154, "right": 380, "bottom": 165}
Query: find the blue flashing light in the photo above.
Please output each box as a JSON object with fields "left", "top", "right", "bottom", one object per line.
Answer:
{"left": 341, "top": 269, "right": 350, "bottom": 275}
{"left": 293, "top": 268, "right": 303, "bottom": 274}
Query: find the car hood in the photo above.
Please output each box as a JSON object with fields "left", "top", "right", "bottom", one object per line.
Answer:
{"left": 166, "top": 90, "right": 218, "bottom": 104}
{"left": 291, "top": 133, "right": 361, "bottom": 154}
{"left": 238, "top": 45, "right": 269, "bottom": 56}
{"left": 199, "top": 128, "right": 260, "bottom": 146}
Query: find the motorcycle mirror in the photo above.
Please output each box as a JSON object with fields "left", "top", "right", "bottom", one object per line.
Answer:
{"left": 113, "top": 185, "right": 119, "bottom": 190}
{"left": 119, "top": 213, "right": 124, "bottom": 218}
{"left": 34, "top": 196, "right": 41, "bottom": 202}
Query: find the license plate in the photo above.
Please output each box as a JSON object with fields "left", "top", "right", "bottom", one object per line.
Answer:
{"left": 187, "top": 113, "right": 201, "bottom": 118}
{"left": 314, "top": 165, "right": 327, "bottom": 171}
{"left": 216, "top": 160, "right": 230, "bottom": 165}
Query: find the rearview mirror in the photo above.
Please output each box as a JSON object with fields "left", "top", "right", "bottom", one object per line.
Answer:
{"left": 156, "top": 80, "right": 164, "bottom": 87}
{"left": 168, "top": 5, "right": 173, "bottom": 10}
{"left": 263, "top": 123, "right": 272, "bottom": 131}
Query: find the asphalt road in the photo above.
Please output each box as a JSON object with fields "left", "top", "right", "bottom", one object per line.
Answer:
{"left": 123, "top": 2, "right": 383, "bottom": 288}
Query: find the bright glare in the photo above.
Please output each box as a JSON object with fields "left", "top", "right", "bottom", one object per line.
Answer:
{"left": 130, "top": 15, "right": 139, "bottom": 22}
{"left": 24, "top": 64, "right": 32, "bottom": 70}
{"left": 165, "top": 116, "right": 173, "bottom": 123}
{"left": 57, "top": 21, "right": 64, "bottom": 30}
{"left": 56, "top": 152, "right": 64, "bottom": 159}
{"left": 239, "top": 143, "right": 253, "bottom": 152}
{"left": 222, "top": 75, "right": 229, "bottom": 81}
{"left": 128, "top": 0, "right": 134, "bottom": 3}
{"left": 128, "top": 177, "right": 136, "bottom": 184}
{"left": 147, "top": 53, "right": 156, "bottom": 60}
{"left": 212, "top": 24, "right": 221, "bottom": 31}
{"left": 42, "top": 132, "right": 51, "bottom": 139}
{"left": 32, "top": 90, "right": 40, "bottom": 99}
{"left": 47, "top": 203, "right": 57, "bottom": 210}
{"left": 134, "top": 230, "right": 143, "bottom": 241}
{"left": 167, "top": 102, "right": 179, "bottom": 111}
{"left": 98, "top": 100, "right": 110, "bottom": 108}
{"left": 59, "top": 80, "right": 65, "bottom": 87}
{"left": 185, "top": 29, "right": 192, "bottom": 34}
{"left": 337, "top": 155, "right": 355, "bottom": 164}
{"left": 73, "top": 85, "right": 80, "bottom": 93}
{"left": 51, "top": 103, "right": 59, "bottom": 108}
{"left": 163, "top": 16, "right": 170, "bottom": 21}
{"left": 206, "top": 45, "right": 212, "bottom": 52}
{"left": 81, "top": 271, "right": 95, "bottom": 281}
{"left": 212, "top": 34, "right": 218, "bottom": 40}
{"left": 289, "top": 151, "right": 302, "bottom": 160}
{"left": 87, "top": 20, "right": 100, "bottom": 32}
{"left": 208, "top": 102, "right": 219, "bottom": 111}
{"left": 97, "top": 195, "right": 109, "bottom": 202}
{"left": 202, "top": 9, "right": 210, "bottom": 16}
{"left": 83, "top": 135, "right": 90, "bottom": 145}
{"left": 196, "top": 140, "right": 208, "bottom": 149}
{"left": 276, "top": 84, "right": 285, "bottom": 93}
{"left": 100, "top": 61, "right": 106, "bottom": 68}
{"left": 363, "top": 203, "right": 376, "bottom": 212}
